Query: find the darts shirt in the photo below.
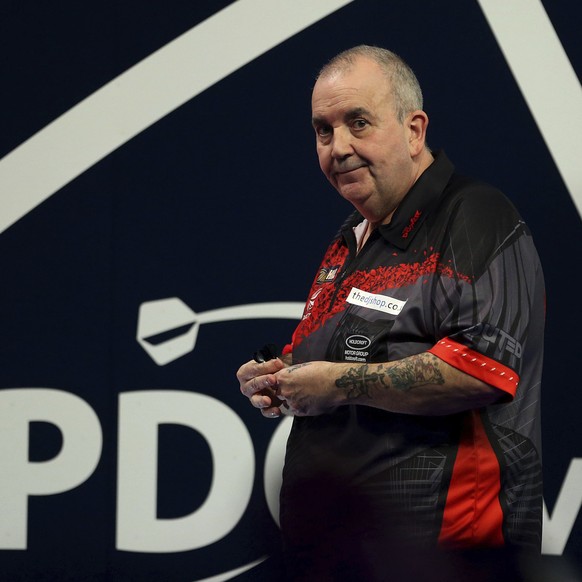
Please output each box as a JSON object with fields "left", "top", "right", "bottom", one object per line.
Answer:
{"left": 280, "top": 151, "right": 545, "bottom": 552}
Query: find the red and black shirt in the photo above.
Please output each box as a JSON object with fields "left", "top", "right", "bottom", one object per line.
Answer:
{"left": 280, "top": 151, "right": 544, "bottom": 553}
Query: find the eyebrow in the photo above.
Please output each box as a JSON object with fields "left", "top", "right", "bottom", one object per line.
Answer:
{"left": 345, "top": 107, "right": 372, "bottom": 120}
{"left": 312, "top": 106, "right": 373, "bottom": 127}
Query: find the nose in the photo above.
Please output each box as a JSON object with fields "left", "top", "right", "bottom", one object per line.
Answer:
{"left": 330, "top": 127, "right": 354, "bottom": 159}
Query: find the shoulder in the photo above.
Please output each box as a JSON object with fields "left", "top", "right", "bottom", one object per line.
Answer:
{"left": 438, "top": 173, "right": 526, "bottom": 238}
{"left": 448, "top": 174, "right": 518, "bottom": 214}
{"left": 430, "top": 174, "right": 535, "bottom": 278}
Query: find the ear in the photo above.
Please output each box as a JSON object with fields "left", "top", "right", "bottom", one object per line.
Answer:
{"left": 406, "top": 110, "right": 429, "bottom": 156}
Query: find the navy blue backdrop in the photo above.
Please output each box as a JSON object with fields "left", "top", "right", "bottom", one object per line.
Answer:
{"left": 0, "top": 1, "right": 580, "bottom": 580}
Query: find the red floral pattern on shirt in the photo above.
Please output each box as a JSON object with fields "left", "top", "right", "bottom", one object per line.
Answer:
{"left": 291, "top": 243, "right": 472, "bottom": 350}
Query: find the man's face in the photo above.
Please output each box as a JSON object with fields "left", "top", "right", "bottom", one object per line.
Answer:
{"left": 311, "top": 57, "right": 419, "bottom": 224}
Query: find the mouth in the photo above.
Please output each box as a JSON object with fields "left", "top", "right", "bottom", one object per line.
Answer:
{"left": 334, "top": 163, "right": 367, "bottom": 177}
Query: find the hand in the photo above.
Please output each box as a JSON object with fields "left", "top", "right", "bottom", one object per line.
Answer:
{"left": 274, "top": 361, "right": 341, "bottom": 416}
{"left": 237, "top": 357, "right": 289, "bottom": 418}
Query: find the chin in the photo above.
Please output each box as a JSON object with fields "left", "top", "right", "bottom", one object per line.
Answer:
{"left": 339, "top": 187, "right": 372, "bottom": 207}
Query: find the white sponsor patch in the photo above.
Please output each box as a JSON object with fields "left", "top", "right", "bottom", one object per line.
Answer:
{"left": 346, "top": 287, "right": 407, "bottom": 315}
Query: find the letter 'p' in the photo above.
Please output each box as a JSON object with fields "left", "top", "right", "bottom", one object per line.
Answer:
{"left": 0, "top": 389, "right": 102, "bottom": 549}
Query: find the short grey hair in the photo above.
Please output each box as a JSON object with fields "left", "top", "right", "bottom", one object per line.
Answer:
{"left": 317, "top": 45, "right": 424, "bottom": 123}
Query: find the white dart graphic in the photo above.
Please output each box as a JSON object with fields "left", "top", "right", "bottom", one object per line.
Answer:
{"left": 137, "top": 297, "right": 303, "bottom": 365}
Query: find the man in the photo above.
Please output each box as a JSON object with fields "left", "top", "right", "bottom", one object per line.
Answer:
{"left": 237, "top": 46, "right": 544, "bottom": 580}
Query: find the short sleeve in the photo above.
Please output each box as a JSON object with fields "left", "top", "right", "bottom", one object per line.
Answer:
{"left": 427, "top": 185, "right": 545, "bottom": 398}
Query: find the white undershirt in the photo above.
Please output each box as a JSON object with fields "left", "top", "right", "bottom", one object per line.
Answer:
{"left": 353, "top": 218, "right": 371, "bottom": 254}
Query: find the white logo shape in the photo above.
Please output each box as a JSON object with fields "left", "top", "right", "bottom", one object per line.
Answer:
{"left": 137, "top": 298, "right": 304, "bottom": 365}
{"left": 346, "top": 288, "right": 407, "bottom": 316}
{"left": 346, "top": 335, "right": 372, "bottom": 350}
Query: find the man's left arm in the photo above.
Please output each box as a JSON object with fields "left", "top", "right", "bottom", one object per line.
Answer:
{"left": 267, "top": 352, "right": 504, "bottom": 417}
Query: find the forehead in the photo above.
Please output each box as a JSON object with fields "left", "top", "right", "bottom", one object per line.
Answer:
{"left": 311, "top": 58, "right": 392, "bottom": 119}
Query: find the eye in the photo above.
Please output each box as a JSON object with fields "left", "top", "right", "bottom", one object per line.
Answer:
{"left": 351, "top": 118, "right": 369, "bottom": 131}
{"left": 315, "top": 124, "right": 332, "bottom": 138}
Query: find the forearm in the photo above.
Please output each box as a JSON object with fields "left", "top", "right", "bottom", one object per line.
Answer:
{"left": 332, "top": 352, "right": 504, "bottom": 416}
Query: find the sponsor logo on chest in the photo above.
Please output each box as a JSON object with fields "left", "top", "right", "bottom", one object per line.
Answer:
{"left": 346, "top": 287, "right": 407, "bottom": 315}
{"left": 316, "top": 266, "right": 340, "bottom": 284}
{"left": 344, "top": 334, "right": 372, "bottom": 362}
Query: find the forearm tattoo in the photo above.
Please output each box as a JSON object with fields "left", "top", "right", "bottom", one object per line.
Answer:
{"left": 286, "top": 362, "right": 312, "bottom": 373}
{"left": 388, "top": 353, "right": 445, "bottom": 392}
{"left": 335, "top": 363, "right": 388, "bottom": 400}
{"left": 335, "top": 353, "right": 445, "bottom": 400}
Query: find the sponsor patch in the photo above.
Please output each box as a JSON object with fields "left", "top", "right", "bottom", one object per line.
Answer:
{"left": 316, "top": 266, "right": 340, "bottom": 284}
{"left": 345, "top": 335, "right": 372, "bottom": 350}
{"left": 343, "top": 334, "right": 372, "bottom": 362}
{"left": 467, "top": 323, "right": 523, "bottom": 359}
{"left": 346, "top": 287, "right": 407, "bottom": 315}
{"left": 401, "top": 209, "right": 422, "bottom": 239}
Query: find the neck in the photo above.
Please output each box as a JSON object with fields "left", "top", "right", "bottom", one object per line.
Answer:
{"left": 374, "top": 149, "right": 434, "bottom": 227}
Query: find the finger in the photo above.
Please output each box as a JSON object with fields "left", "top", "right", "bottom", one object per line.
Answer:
{"left": 241, "top": 374, "right": 278, "bottom": 398}
{"left": 239, "top": 358, "right": 285, "bottom": 379}
{"left": 261, "top": 400, "right": 296, "bottom": 418}
{"left": 260, "top": 395, "right": 292, "bottom": 418}
{"left": 261, "top": 406, "right": 282, "bottom": 419}
{"left": 257, "top": 358, "right": 286, "bottom": 374}
{"left": 236, "top": 360, "right": 258, "bottom": 382}
{"left": 236, "top": 361, "right": 266, "bottom": 386}
{"left": 250, "top": 393, "right": 273, "bottom": 409}
{"left": 279, "top": 402, "right": 295, "bottom": 416}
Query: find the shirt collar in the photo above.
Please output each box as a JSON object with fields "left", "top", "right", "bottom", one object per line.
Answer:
{"left": 378, "top": 150, "right": 455, "bottom": 249}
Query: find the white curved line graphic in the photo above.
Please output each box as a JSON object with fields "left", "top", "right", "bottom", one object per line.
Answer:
{"left": 190, "top": 556, "right": 268, "bottom": 582}
{"left": 0, "top": 0, "right": 353, "bottom": 234}
{"left": 477, "top": 0, "right": 582, "bottom": 220}
{"left": 196, "top": 302, "right": 304, "bottom": 324}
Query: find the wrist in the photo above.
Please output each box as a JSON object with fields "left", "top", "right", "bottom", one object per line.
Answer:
{"left": 333, "top": 361, "right": 382, "bottom": 405}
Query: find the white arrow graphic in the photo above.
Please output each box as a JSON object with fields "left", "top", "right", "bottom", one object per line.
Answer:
{"left": 137, "top": 297, "right": 304, "bottom": 365}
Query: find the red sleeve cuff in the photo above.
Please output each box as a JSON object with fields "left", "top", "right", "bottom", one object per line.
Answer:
{"left": 282, "top": 343, "right": 293, "bottom": 356}
{"left": 428, "top": 338, "right": 519, "bottom": 398}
